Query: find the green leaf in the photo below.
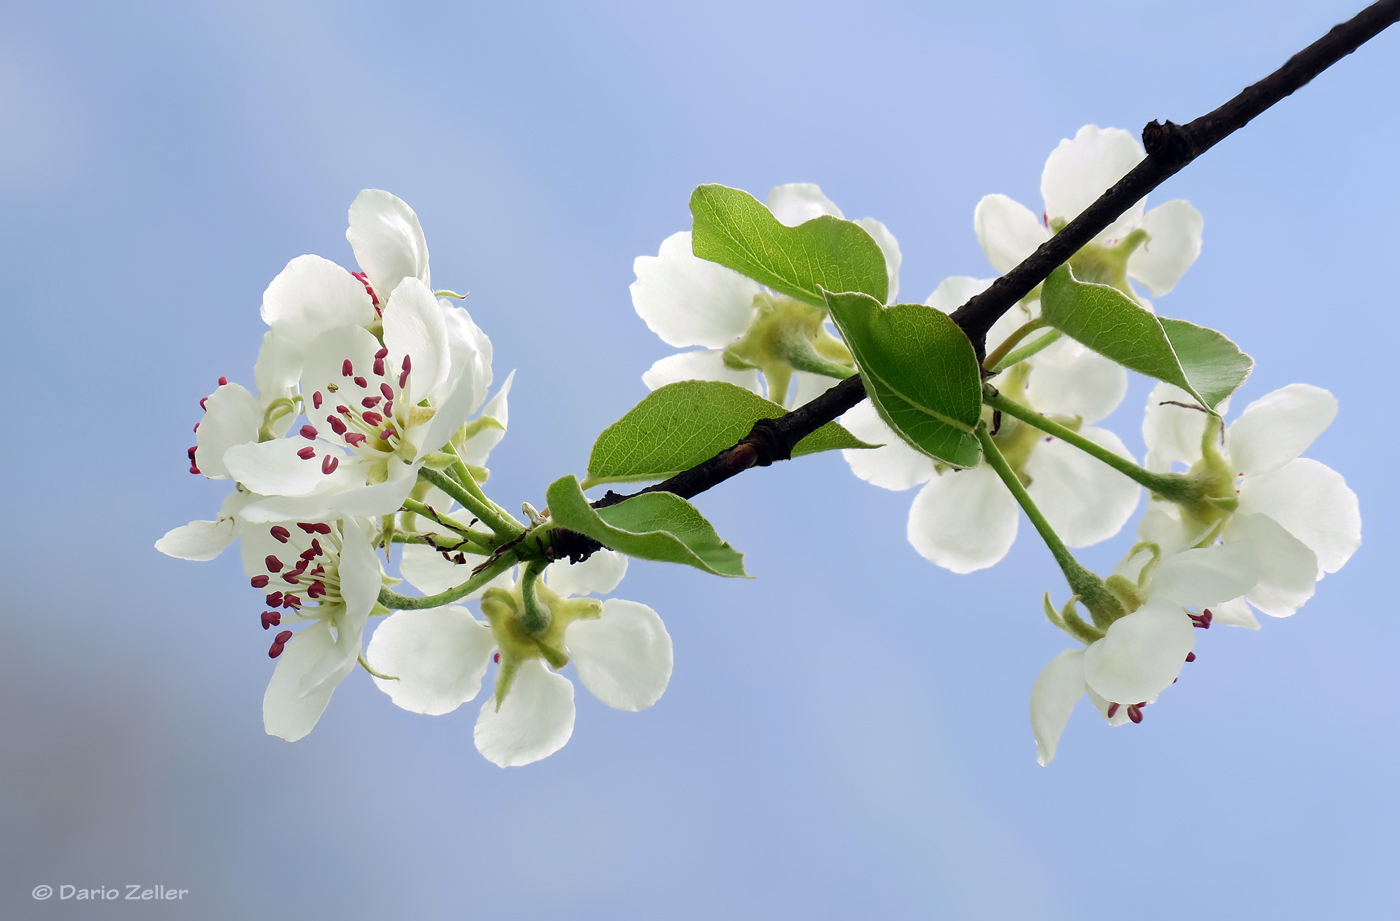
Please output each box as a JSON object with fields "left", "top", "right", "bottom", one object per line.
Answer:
{"left": 823, "top": 290, "right": 983, "bottom": 468}
{"left": 582, "top": 380, "right": 876, "bottom": 488}
{"left": 545, "top": 476, "right": 747, "bottom": 578}
{"left": 689, "top": 184, "right": 888, "bottom": 306}
{"left": 1158, "top": 317, "right": 1253, "bottom": 410}
{"left": 1039, "top": 266, "right": 1251, "bottom": 409}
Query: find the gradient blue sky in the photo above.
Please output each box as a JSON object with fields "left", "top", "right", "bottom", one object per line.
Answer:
{"left": 3, "top": 1, "right": 1397, "bottom": 918}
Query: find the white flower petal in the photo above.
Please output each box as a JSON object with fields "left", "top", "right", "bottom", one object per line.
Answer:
{"left": 384, "top": 277, "right": 451, "bottom": 405}
{"left": 907, "top": 464, "right": 1019, "bottom": 573}
{"left": 765, "top": 182, "right": 843, "bottom": 225}
{"left": 367, "top": 606, "right": 495, "bottom": 715}
{"left": 260, "top": 254, "right": 375, "bottom": 347}
{"left": 1128, "top": 200, "right": 1203, "bottom": 296}
{"left": 459, "top": 371, "right": 514, "bottom": 468}
{"left": 195, "top": 382, "right": 262, "bottom": 480}
{"left": 840, "top": 400, "right": 935, "bottom": 491}
{"left": 1041, "top": 125, "right": 1145, "bottom": 241}
{"left": 986, "top": 303, "right": 1047, "bottom": 359}
{"left": 790, "top": 370, "right": 841, "bottom": 409}
{"left": 974, "top": 194, "right": 1049, "bottom": 275}
{"left": 224, "top": 438, "right": 354, "bottom": 498}
{"left": 400, "top": 543, "right": 488, "bottom": 596}
{"left": 1083, "top": 601, "right": 1194, "bottom": 704}
{"left": 1224, "top": 513, "right": 1318, "bottom": 617}
{"left": 263, "top": 621, "right": 352, "bottom": 742}
{"left": 1030, "top": 649, "right": 1086, "bottom": 766}
{"left": 641, "top": 350, "right": 762, "bottom": 394}
{"left": 1151, "top": 542, "right": 1260, "bottom": 607}
{"left": 1209, "top": 597, "right": 1260, "bottom": 630}
{"left": 1142, "top": 382, "right": 1211, "bottom": 472}
{"left": 1227, "top": 384, "right": 1337, "bottom": 478}
{"left": 1238, "top": 458, "right": 1360, "bottom": 574}
{"left": 1135, "top": 503, "right": 1202, "bottom": 559}
{"left": 568, "top": 599, "right": 673, "bottom": 711}
{"left": 926, "top": 276, "right": 994, "bottom": 316}
{"left": 855, "top": 216, "right": 901, "bottom": 303}
{"left": 254, "top": 330, "right": 303, "bottom": 410}
{"left": 545, "top": 549, "right": 627, "bottom": 598}
{"left": 155, "top": 517, "right": 237, "bottom": 561}
{"left": 1088, "top": 687, "right": 1135, "bottom": 726}
{"left": 347, "top": 189, "right": 430, "bottom": 302}
{"left": 336, "top": 517, "right": 382, "bottom": 619}
{"left": 1025, "top": 426, "right": 1140, "bottom": 547}
{"left": 475, "top": 659, "right": 576, "bottom": 767}
{"left": 631, "top": 232, "right": 762, "bottom": 349}
{"left": 1024, "top": 338, "right": 1127, "bottom": 424}
{"left": 441, "top": 301, "right": 493, "bottom": 414}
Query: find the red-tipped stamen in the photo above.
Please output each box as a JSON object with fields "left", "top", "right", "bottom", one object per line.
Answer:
{"left": 322, "top": 455, "right": 339, "bottom": 474}
{"left": 313, "top": 391, "right": 323, "bottom": 409}
{"left": 300, "top": 425, "right": 318, "bottom": 440}
{"left": 1127, "top": 705, "right": 1144, "bottom": 724}
{"left": 1106, "top": 702, "right": 1119, "bottom": 718}
{"left": 265, "top": 555, "right": 283, "bottom": 572}
{"left": 345, "top": 432, "right": 367, "bottom": 447}
{"left": 297, "top": 446, "right": 316, "bottom": 460}
{"left": 353, "top": 376, "right": 368, "bottom": 388}
{"left": 251, "top": 575, "right": 270, "bottom": 589}
{"left": 261, "top": 611, "right": 282, "bottom": 630}
{"left": 270, "top": 526, "right": 291, "bottom": 543}
{"left": 342, "top": 359, "right": 354, "bottom": 377}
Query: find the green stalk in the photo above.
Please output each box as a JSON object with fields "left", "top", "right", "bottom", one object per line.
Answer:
{"left": 983, "top": 390, "right": 1195, "bottom": 502}
{"left": 417, "top": 466, "right": 522, "bottom": 539}
{"left": 982, "top": 317, "right": 1048, "bottom": 372}
{"left": 377, "top": 551, "right": 519, "bottom": 610}
{"left": 987, "top": 329, "right": 1062, "bottom": 374}
{"left": 400, "top": 498, "right": 499, "bottom": 550}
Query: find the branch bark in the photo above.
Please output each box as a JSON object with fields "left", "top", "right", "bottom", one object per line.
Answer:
{"left": 576, "top": 0, "right": 1398, "bottom": 527}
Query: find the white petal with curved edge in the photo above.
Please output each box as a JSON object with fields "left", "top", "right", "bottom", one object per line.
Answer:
{"left": 1128, "top": 200, "right": 1203, "bottom": 296}
{"left": 347, "top": 189, "right": 430, "bottom": 301}
{"left": 155, "top": 517, "right": 237, "bottom": 561}
{"left": 974, "top": 194, "right": 1049, "bottom": 274}
{"left": 927, "top": 276, "right": 994, "bottom": 316}
{"left": 631, "top": 232, "right": 761, "bottom": 349}
{"left": 1135, "top": 503, "right": 1202, "bottom": 559}
{"left": 986, "top": 304, "right": 1048, "bottom": 360}
{"left": 1030, "top": 649, "right": 1086, "bottom": 766}
{"left": 790, "top": 371, "right": 841, "bottom": 410}
{"left": 1041, "top": 125, "right": 1145, "bottom": 241}
{"left": 1225, "top": 513, "right": 1318, "bottom": 617}
{"left": 765, "top": 182, "right": 843, "bottom": 225}
{"left": 441, "top": 301, "right": 492, "bottom": 414}
{"left": 1083, "top": 602, "right": 1194, "bottom": 704}
{"left": 1150, "top": 542, "right": 1259, "bottom": 607}
{"left": 459, "top": 371, "right": 514, "bottom": 468}
{"left": 907, "top": 465, "right": 1019, "bottom": 573}
{"left": 367, "top": 607, "right": 496, "bottom": 715}
{"left": 568, "top": 599, "right": 673, "bottom": 711}
{"left": 263, "top": 621, "right": 351, "bottom": 742}
{"left": 475, "top": 659, "right": 576, "bottom": 767}
{"left": 1227, "top": 384, "right": 1337, "bottom": 478}
{"left": 1088, "top": 687, "right": 1134, "bottom": 726}
{"left": 855, "top": 216, "right": 901, "bottom": 302}
{"left": 1238, "top": 458, "right": 1360, "bottom": 574}
{"left": 1142, "top": 382, "right": 1211, "bottom": 472}
{"left": 337, "top": 517, "right": 382, "bottom": 618}
{"left": 384, "top": 277, "right": 451, "bottom": 405}
{"left": 411, "top": 361, "right": 485, "bottom": 462}
{"left": 237, "top": 468, "right": 418, "bottom": 522}
{"left": 299, "top": 324, "right": 382, "bottom": 413}
{"left": 1025, "top": 427, "right": 1140, "bottom": 548}
{"left": 254, "top": 330, "right": 302, "bottom": 411}
{"left": 400, "top": 543, "right": 489, "bottom": 595}
{"left": 1209, "top": 597, "right": 1260, "bottom": 630}
{"left": 546, "top": 549, "right": 627, "bottom": 598}
{"left": 195, "top": 383, "right": 262, "bottom": 479}
{"left": 1025, "top": 338, "right": 1127, "bottom": 424}
{"left": 642, "top": 350, "right": 762, "bottom": 394}
{"left": 224, "top": 437, "right": 354, "bottom": 498}
{"left": 840, "top": 400, "right": 935, "bottom": 491}
{"left": 260, "top": 254, "right": 375, "bottom": 347}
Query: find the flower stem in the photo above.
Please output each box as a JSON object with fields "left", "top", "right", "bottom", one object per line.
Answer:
{"left": 377, "top": 550, "right": 519, "bottom": 610}
{"left": 519, "top": 561, "right": 551, "bottom": 636}
{"left": 400, "top": 498, "right": 498, "bottom": 550}
{"left": 976, "top": 423, "right": 1115, "bottom": 620}
{"left": 983, "top": 389, "right": 1195, "bottom": 501}
{"left": 417, "top": 466, "right": 523, "bottom": 538}
{"left": 982, "top": 318, "right": 1048, "bottom": 372}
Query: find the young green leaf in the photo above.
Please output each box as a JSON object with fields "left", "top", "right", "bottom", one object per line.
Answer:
{"left": 823, "top": 291, "right": 983, "bottom": 468}
{"left": 1039, "top": 265, "right": 1251, "bottom": 409}
{"left": 689, "top": 184, "right": 888, "bottom": 306}
{"left": 545, "top": 476, "right": 748, "bottom": 578}
{"left": 583, "top": 380, "right": 876, "bottom": 488}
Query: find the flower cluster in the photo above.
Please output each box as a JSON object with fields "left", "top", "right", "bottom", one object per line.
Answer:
{"left": 158, "top": 191, "right": 672, "bottom": 764}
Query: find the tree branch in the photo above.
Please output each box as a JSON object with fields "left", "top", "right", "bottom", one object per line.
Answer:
{"left": 574, "top": 0, "right": 1398, "bottom": 529}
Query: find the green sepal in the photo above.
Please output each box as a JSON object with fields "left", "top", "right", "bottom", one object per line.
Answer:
{"left": 583, "top": 380, "right": 876, "bottom": 488}
{"left": 545, "top": 476, "right": 747, "bottom": 578}
{"left": 689, "top": 184, "right": 888, "bottom": 306}
{"left": 1039, "top": 265, "right": 1252, "bottom": 409}
{"left": 823, "top": 290, "right": 983, "bottom": 468}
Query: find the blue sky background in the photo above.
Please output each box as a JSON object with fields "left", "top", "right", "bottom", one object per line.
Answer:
{"left": 3, "top": 1, "right": 1397, "bottom": 918}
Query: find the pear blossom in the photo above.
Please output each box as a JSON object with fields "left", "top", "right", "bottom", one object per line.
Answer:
{"left": 633, "top": 183, "right": 900, "bottom": 407}
{"left": 366, "top": 550, "right": 673, "bottom": 767}
{"left": 224, "top": 276, "right": 493, "bottom": 523}
{"left": 1029, "top": 540, "right": 1260, "bottom": 765}
{"left": 840, "top": 276, "right": 1138, "bottom": 573}
{"left": 239, "top": 516, "right": 383, "bottom": 741}
{"left": 1137, "top": 381, "right": 1360, "bottom": 622}
{"left": 975, "top": 125, "right": 1204, "bottom": 304}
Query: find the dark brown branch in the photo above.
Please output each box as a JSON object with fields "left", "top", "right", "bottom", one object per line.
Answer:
{"left": 560, "top": 0, "right": 1398, "bottom": 550}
